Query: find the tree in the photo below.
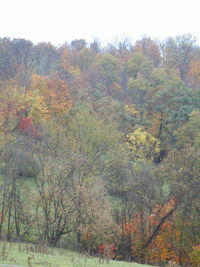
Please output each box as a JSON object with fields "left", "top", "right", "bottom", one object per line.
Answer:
{"left": 135, "top": 37, "right": 161, "bottom": 66}
{"left": 72, "top": 48, "right": 94, "bottom": 70}
{"left": 95, "top": 54, "right": 120, "bottom": 90}
{"left": 29, "top": 74, "right": 72, "bottom": 118}
{"left": 175, "top": 110, "right": 200, "bottom": 148}
{"left": 33, "top": 152, "right": 75, "bottom": 245}
{"left": 105, "top": 144, "right": 170, "bottom": 261}
{"left": 0, "top": 137, "right": 37, "bottom": 240}
{"left": 126, "top": 128, "right": 160, "bottom": 162}
{"left": 164, "top": 34, "right": 197, "bottom": 80}
{"left": 32, "top": 42, "right": 59, "bottom": 75}
{"left": 71, "top": 39, "right": 87, "bottom": 51}
{"left": 187, "top": 59, "right": 200, "bottom": 88}
{"left": 149, "top": 83, "right": 194, "bottom": 146}
{"left": 90, "top": 39, "right": 101, "bottom": 54}
{"left": 0, "top": 38, "right": 17, "bottom": 80}
{"left": 64, "top": 107, "right": 120, "bottom": 245}
{"left": 31, "top": 108, "right": 119, "bottom": 246}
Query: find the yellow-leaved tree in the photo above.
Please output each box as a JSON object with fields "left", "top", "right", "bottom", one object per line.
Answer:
{"left": 30, "top": 74, "right": 73, "bottom": 118}
{"left": 126, "top": 127, "right": 160, "bottom": 162}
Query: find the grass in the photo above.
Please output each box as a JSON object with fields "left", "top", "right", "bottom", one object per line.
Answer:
{"left": 0, "top": 241, "right": 152, "bottom": 267}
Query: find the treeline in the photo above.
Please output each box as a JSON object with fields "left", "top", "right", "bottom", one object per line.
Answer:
{"left": 1, "top": 34, "right": 200, "bottom": 265}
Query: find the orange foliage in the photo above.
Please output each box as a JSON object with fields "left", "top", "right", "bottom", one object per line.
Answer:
{"left": 47, "top": 77, "right": 73, "bottom": 115}
{"left": 148, "top": 111, "right": 164, "bottom": 136}
{"left": 188, "top": 60, "right": 200, "bottom": 88}
{"left": 146, "top": 198, "right": 181, "bottom": 263}
{"left": 30, "top": 74, "right": 73, "bottom": 118}
{"left": 135, "top": 37, "right": 161, "bottom": 66}
{"left": 60, "top": 46, "right": 71, "bottom": 73}
{"left": 0, "top": 75, "right": 72, "bottom": 136}
{"left": 121, "top": 198, "right": 180, "bottom": 263}
{"left": 148, "top": 219, "right": 180, "bottom": 263}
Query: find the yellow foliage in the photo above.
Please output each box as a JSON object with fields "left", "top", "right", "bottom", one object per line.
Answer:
{"left": 60, "top": 47, "right": 71, "bottom": 72}
{"left": 68, "top": 66, "right": 81, "bottom": 77}
{"left": 111, "top": 82, "right": 122, "bottom": 91}
{"left": 30, "top": 74, "right": 49, "bottom": 92}
{"left": 30, "top": 74, "right": 72, "bottom": 118}
{"left": 189, "top": 245, "right": 200, "bottom": 265}
{"left": 23, "top": 90, "right": 50, "bottom": 121}
{"left": 126, "top": 128, "right": 160, "bottom": 162}
{"left": 124, "top": 104, "right": 138, "bottom": 117}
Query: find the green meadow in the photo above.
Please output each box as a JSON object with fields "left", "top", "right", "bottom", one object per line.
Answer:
{"left": 0, "top": 241, "right": 152, "bottom": 267}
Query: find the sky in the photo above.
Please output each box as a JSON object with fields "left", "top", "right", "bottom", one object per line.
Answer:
{"left": 1, "top": 0, "right": 200, "bottom": 46}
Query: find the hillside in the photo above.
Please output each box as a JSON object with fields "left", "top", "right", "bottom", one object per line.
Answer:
{"left": 0, "top": 35, "right": 200, "bottom": 265}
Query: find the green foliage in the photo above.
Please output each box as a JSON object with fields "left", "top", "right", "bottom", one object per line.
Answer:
{"left": 175, "top": 110, "right": 200, "bottom": 148}
{"left": 66, "top": 107, "right": 121, "bottom": 159}
{"left": 125, "top": 52, "right": 153, "bottom": 79}
{"left": 150, "top": 84, "right": 194, "bottom": 144}
{"left": 1, "top": 35, "right": 200, "bottom": 265}
{"left": 73, "top": 48, "right": 95, "bottom": 70}
{"left": 96, "top": 54, "right": 120, "bottom": 86}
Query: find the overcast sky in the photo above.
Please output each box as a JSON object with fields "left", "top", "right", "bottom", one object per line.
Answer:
{"left": 1, "top": 0, "right": 199, "bottom": 45}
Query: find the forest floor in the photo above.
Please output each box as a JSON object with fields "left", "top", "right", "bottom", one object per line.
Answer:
{"left": 0, "top": 241, "right": 152, "bottom": 267}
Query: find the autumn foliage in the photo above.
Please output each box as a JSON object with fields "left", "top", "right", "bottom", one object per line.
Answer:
{"left": 1, "top": 35, "right": 200, "bottom": 266}
{"left": 19, "top": 117, "right": 37, "bottom": 137}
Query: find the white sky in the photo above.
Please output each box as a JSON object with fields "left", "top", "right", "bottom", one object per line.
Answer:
{"left": 1, "top": 0, "right": 200, "bottom": 45}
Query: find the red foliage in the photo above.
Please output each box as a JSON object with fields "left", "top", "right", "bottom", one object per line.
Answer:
{"left": 97, "top": 244, "right": 117, "bottom": 256}
{"left": 120, "top": 198, "right": 183, "bottom": 264}
{"left": 110, "top": 244, "right": 117, "bottom": 256}
{"left": 19, "top": 117, "right": 37, "bottom": 138}
{"left": 97, "top": 244, "right": 105, "bottom": 254}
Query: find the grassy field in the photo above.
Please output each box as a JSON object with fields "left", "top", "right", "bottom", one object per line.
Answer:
{"left": 0, "top": 241, "right": 152, "bottom": 267}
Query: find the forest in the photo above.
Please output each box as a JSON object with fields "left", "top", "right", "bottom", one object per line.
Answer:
{"left": 0, "top": 34, "right": 200, "bottom": 265}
